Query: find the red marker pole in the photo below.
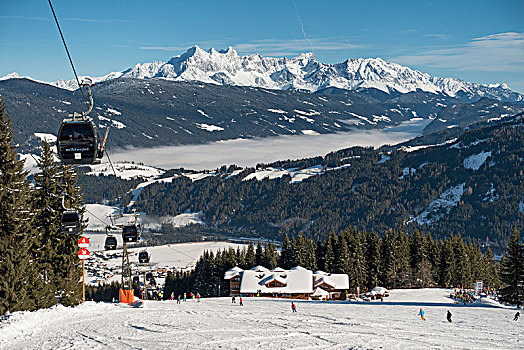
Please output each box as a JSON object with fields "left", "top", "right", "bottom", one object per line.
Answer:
{"left": 82, "top": 259, "right": 85, "bottom": 303}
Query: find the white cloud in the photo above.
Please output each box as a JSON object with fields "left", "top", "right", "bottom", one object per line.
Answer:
{"left": 234, "top": 38, "right": 360, "bottom": 55}
{"left": 392, "top": 32, "right": 524, "bottom": 72}
{"left": 111, "top": 120, "right": 428, "bottom": 170}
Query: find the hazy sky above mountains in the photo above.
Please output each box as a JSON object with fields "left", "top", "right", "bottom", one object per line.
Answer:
{"left": 2, "top": 0, "right": 523, "bottom": 92}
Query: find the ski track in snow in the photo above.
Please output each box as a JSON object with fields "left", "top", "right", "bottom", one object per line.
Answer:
{"left": 0, "top": 289, "right": 521, "bottom": 350}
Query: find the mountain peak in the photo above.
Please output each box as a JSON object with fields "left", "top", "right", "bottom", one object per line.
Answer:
{"left": 5, "top": 46, "right": 521, "bottom": 102}
{"left": 0, "top": 72, "right": 21, "bottom": 80}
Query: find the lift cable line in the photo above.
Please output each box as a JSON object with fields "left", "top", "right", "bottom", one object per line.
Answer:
{"left": 47, "top": 0, "right": 88, "bottom": 107}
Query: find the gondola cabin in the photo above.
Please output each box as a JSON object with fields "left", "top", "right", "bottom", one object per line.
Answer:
{"left": 138, "top": 251, "right": 150, "bottom": 264}
{"left": 122, "top": 224, "right": 140, "bottom": 243}
{"left": 57, "top": 119, "right": 102, "bottom": 165}
{"left": 60, "top": 211, "right": 81, "bottom": 234}
{"left": 145, "top": 272, "right": 153, "bottom": 281}
{"left": 104, "top": 235, "right": 117, "bottom": 250}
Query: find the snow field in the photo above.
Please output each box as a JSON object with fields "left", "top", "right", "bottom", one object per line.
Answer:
{"left": 0, "top": 289, "right": 521, "bottom": 350}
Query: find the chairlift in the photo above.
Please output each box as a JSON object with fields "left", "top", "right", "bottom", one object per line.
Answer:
{"left": 138, "top": 250, "right": 150, "bottom": 264}
{"left": 56, "top": 80, "right": 108, "bottom": 165}
{"left": 122, "top": 224, "right": 140, "bottom": 243}
{"left": 104, "top": 235, "right": 117, "bottom": 250}
{"left": 60, "top": 211, "right": 81, "bottom": 234}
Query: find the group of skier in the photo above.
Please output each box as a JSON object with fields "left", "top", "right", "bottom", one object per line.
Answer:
{"left": 418, "top": 308, "right": 519, "bottom": 322}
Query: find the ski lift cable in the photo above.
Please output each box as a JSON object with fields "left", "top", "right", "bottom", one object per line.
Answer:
{"left": 29, "top": 153, "right": 113, "bottom": 227}
{"left": 47, "top": 0, "right": 89, "bottom": 108}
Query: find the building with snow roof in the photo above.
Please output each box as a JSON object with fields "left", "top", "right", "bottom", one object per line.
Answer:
{"left": 224, "top": 266, "right": 314, "bottom": 299}
{"left": 312, "top": 271, "right": 350, "bottom": 300}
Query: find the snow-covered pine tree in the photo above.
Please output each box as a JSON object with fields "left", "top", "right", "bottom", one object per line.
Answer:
{"left": 499, "top": 228, "right": 523, "bottom": 306}
{"left": 0, "top": 98, "right": 41, "bottom": 314}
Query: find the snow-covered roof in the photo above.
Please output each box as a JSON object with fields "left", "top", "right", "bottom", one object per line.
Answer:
{"left": 313, "top": 272, "right": 349, "bottom": 290}
{"left": 240, "top": 268, "right": 313, "bottom": 294}
{"left": 224, "top": 266, "right": 244, "bottom": 280}
{"left": 250, "top": 265, "right": 270, "bottom": 272}
{"left": 271, "top": 267, "right": 285, "bottom": 272}
{"left": 290, "top": 266, "right": 307, "bottom": 271}
{"left": 372, "top": 286, "right": 389, "bottom": 294}
{"left": 311, "top": 287, "right": 330, "bottom": 297}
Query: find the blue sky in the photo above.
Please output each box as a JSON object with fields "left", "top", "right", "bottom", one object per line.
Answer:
{"left": 2, "top": 0, "right": 523, "bottom": 92}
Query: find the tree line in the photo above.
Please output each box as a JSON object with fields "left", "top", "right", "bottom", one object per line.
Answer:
{"left": 0, "top": 98, "right": 84, "bottom": 315}
{"left": 163, "top": 227, "right": 517, "bottom": 300}
{"left": 131, "top": 119, "right": 524, "bottom": 251}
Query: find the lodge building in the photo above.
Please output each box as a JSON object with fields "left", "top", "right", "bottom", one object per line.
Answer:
{"left": 224, "top": 265, "right": 349, "bottom": 300}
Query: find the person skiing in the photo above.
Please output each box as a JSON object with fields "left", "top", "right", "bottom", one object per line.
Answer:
{"left": 514, "top": 311, "right": 520, "bottom": 321}
{"left": 196, "top": 293, "right": 200, "bottom": 302}
{"left": 177, "top": 295, "right": 181, "bottom": 304}
{"left": 447, "top": 310, "right": 452, "bottom": 323}
{"left": 418, "top": 308, "right": 426, "bottom": 321}
{"left": 239, "top": 297, "right": 243, "bottom": 306}
{"left": 232, "top": 296, "right": 236, "bottom": 303}
{"left": 291, "top": 302, "right": 297, "bottom": 312}
{"left": 171, "top": 292, "right": 174, "bottom": 300}
{"left": 183, "top": 292, "right": 187, "bottom": 301}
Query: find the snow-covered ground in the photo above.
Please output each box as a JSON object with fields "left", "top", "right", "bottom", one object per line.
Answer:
{"left": 0, "top": 289, "right": 520, "bottom": 349}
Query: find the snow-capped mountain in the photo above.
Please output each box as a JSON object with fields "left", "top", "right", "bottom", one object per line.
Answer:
{"left": 3, "top": 46, "right": 522, "bottom": 102}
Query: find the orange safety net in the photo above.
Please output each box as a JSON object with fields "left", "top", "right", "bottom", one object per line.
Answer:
{"left": 119, "top": 288, "right": 134, "bottom": 304}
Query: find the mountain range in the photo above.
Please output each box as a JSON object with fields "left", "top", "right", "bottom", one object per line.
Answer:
{"left": 2, "top": 46, "right": 523, "bottom": 102}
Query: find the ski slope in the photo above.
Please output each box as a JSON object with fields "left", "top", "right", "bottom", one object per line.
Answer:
{"left": 0, "top": 289, "right": 521, "bottom": 349}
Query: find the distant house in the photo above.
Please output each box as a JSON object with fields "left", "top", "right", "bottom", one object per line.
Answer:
{"left": 224, "top": 266, "right": 243, "bottom": 295}
{"left": 224, "top": 265, "right": 313, "bottom": 299}
{"left": 313, "top": 271, "right": 349, "bottom": 300}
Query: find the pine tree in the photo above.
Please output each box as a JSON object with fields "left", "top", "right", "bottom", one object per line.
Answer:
{"left": 347, "top": 229, "right": 366, "bottom": 292}
{"left": 245, "top": 242, "right": 256, "bottom": 268}
{"left": 324, "top": 231, "right": 337, "bottom": 273}
{"left": 499, "top": 228, "right": 523, "bottom": 306}
{"left": 255, "top": 241, "right": 264, "bottom": 266}
{"left": 482, "top": 247, "right": 500, "bottom": 288}
{"left": 278, "top": 235, "right": 293, "bottom": 269}
{"left": 365, "top": 230, "right": 381, "bottom": 288}
{"left": 0, "top": 98, "right": 41, "bottom": 314}
{"left": 438, "top": 237, "right": 455, "bottom": 287}
{"left": 30, "top": 141, "right": 63, "bottom": 308}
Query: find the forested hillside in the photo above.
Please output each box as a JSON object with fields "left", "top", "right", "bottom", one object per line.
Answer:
{"left": 129, "top": 117, "right": 524, "bottom": 252}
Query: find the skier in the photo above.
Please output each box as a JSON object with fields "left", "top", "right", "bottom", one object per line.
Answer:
{"left": 291, "top": 302, "right": 297, "bottom": 312}
{"left": 232, "top": 296, "right": 236, "bottom": 303}
{"left": 514, "top": 311, "right": 520, "bottom": 321}
{"left": 177, "top": 295, "right": 181, "bottom": 304}
{"left": 418, "top": 308, "right": 426, "bottom": 321}
{"left": 447, "top": 310, "right": 452, "bottom": 323}
{"left": 183, "top": 292, "right": 187, "bottom": 301}
{"left": 197, "top": 293, "right": 200, "bottom": 302}
{"left": 239, "top": 297, "right": 243, "bottom": 306}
